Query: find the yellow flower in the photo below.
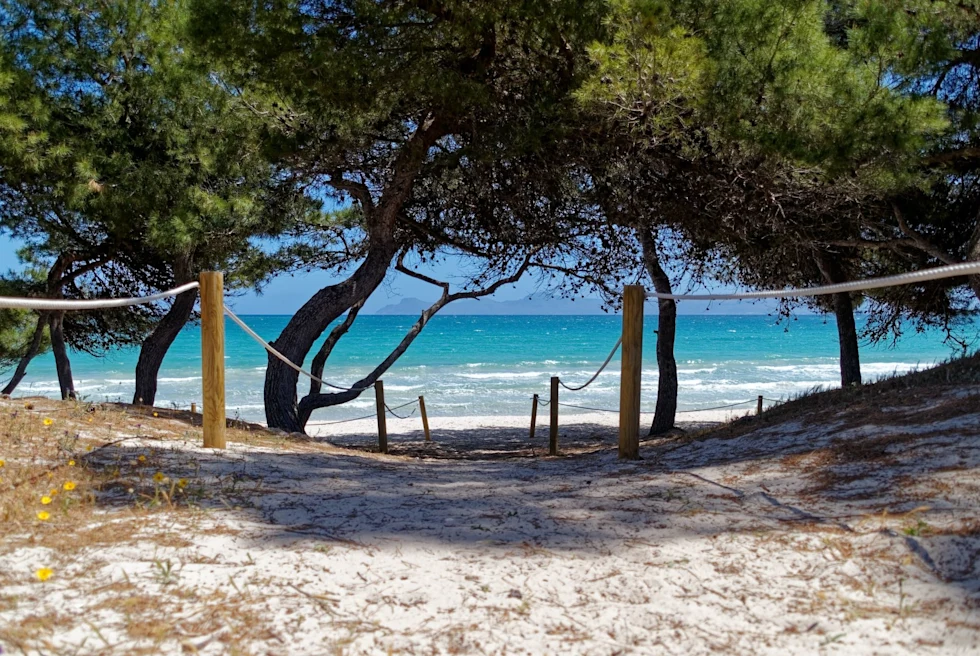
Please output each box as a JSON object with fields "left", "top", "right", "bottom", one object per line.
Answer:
{"left": 43, "top": 418, "right": 53, "bottom": 426}
{"left": 177, "top": 478, "right": 188, "bottom": 489}
{"left": 41, "top": 496, "right": 52, "bottom": 505}
{"left": 63, "top": 481, "right": 76, "bottom": 491}
{"left": 36, "top": 511, "right": 50, "bottom": 521}
{"left": 0, "top": 459, "right": 5, "bottom": 467}
{"left": 49, "top": 489, "right": 58, "bottom": 496}
{"left": 152, "top": 412, "right": 158, "bottom": 417}
{"left": 68, "top": 460, "right": 75, "bottom": 467}
{"left": 153, "top": 472, "right": 166, "bottom": 483}
{"left": 137, "top": 455, "right": 146, "bottom": 463}
{"left": 36, "top": 568, "right": 53, "bottom": 582}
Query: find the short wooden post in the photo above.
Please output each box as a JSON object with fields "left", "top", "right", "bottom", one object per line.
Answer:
{"left": 419, "top": 395, "right": 431, "bottom": 442}
{"left": 375, "top": 380, "right": 388, "bottom": 454}
{"left": 200, "top": 272, "right": 226, "bottom": 449}
{"left": 618, "top": 285, "right": 644, "bottom": 460}
{"left": 549, "top": 377, "right": 559, "bottom": 456}
{"left": 190, "top": 402, "right": 197, "bottom": 414}
{"left": 757, "top": 395, "right": 764, "bottom": 416}
{"left": 529, "top": 394, "right": 539, "bottom": 440}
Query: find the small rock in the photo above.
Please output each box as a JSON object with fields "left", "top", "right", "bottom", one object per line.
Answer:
{"left": 507, "top": 589, "right": 522, "bottom": 600}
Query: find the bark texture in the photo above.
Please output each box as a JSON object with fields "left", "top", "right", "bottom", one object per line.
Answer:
{"left": 133, "top": 257, "right": 198, "bottom": 406}
{"left": 265, "top": 242, "right": 397, "bottom": 432}
{"left": 297, "top": 299, "right": 366, "bottom": 428}
{"left": 639, "top": 228, "right": 678, "bottom": 435}
{"left": 294, "top": 254, "right": 532, "bottom": 430}
{"left": 1, "top": 313, "right": 47, "bottom": 395}
{"left": 264, "top": 116, "right": 449, "bottom": 433}
{"left": 816, "top": 252, "right": 862, "bottom": 387}
{"left": 48, "top": 311, "right": 76, "bottom": 400}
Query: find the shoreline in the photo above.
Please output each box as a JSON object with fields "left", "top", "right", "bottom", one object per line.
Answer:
{"left": 306, "top": 408, "right": 751, "bottom": 439}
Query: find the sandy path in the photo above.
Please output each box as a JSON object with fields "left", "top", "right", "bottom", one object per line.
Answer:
{"left": 1, "top": 409, "right": 977, "bottom": 655}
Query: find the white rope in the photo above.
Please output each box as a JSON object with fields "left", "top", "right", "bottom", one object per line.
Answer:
{"left": 0, "top": 281, "right": 200, "bottom": 310}
{"left": 645, "top": 261, "right": 980, "bottom": 301}
{"left": 559, "top": 337, "right": 622, "bottom": 391}
{"left": 223, "top": 305, "right": 366, "bottom": 392}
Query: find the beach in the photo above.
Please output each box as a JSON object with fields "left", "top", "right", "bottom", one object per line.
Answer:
{"left": 2, "top": 363, "right": 978, "bottom": 655}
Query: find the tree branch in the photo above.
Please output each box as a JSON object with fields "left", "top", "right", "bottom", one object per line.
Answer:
{"left": 297, "top": 253, "right": 534, "bottom": 421}
{"left": 891, "top": 202, "right": 958, "bottom": 265}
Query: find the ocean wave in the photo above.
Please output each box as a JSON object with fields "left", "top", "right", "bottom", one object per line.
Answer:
{"left": 456, "top": 372, "right": 547, "bottom": 380}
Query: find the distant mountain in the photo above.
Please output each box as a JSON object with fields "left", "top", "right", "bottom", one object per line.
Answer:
{"left": 372, "top": 296, "right": 795, "bottom": 315}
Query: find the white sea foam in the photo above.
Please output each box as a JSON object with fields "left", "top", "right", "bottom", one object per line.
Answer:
{"left": 456, "top": 372, "right": 547, "bottom": 380}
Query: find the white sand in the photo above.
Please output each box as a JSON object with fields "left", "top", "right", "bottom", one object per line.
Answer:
{"left": 307, "top": 409, "right": 748, "bottom": 457}
{"left": 2, "top": 406, "right": 978, "bottom": 654}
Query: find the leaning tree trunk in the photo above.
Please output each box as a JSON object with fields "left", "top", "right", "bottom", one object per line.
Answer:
{"left": 265, "top": 115, "right": 448, "bottom": 433}
{"left": 133, "top": 258, "right": 198, "bottom": 406}
{"left": 297, "top": 299, "right": 366, "bottom": 428}
{"left": 48, "top": 312, "right": 77, "bottom": 400}
{"left": 638, "top": 228, "right": 678, "bottom": 435}
{"left": 264, "top": 241, "right": 398, "bottom": 433}
{"left": 816, "top": 252, "right": 862, "bottom": 387}
{"left": 1, "top": 313, "right": 47, "bottom": 395}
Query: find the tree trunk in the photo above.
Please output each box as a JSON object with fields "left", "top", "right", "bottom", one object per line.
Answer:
{"left": 133, "top": 258, "right": 198, "bottom": 406}
{"left": 297, "top": 299, "right": 366, "bottom": 428}
{"left": 816, "top": 252, "right": 862, "bottom": 387}
{"left": 832, "top": 291, "right": 862, "bottom": 387}
{"left": 265, "top": 241, "right": 397, "bottom": 433}
{"left": 1, "top": 313, "right": 47, "bottom": 395}
{"left": 265, "top": 116, "right": 449, "bottom": 433}
{"left": 48, "top": 312, "right": 77, "bottom": 400}
{"left": 638, "top": 228, "right": 678, "bottom": 435}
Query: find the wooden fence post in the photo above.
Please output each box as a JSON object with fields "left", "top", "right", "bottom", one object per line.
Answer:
{"left": 375, "top": 380, "right": 388, "bottom": 454}
{"left": 190, "top": 402, "right": 197, "bottom": 414}
{"left": 529, "top": 393, "right": 539, "bottom": 440}
{"left": 618, "top": 285, "right": 644, "bottom": 460}
{"left": 549, "top": 377, "right": 559, "bottom": 456}
{"left": 419, "top": 395, "right": 431, "bottom": 442}
{"left": 200, "top": 272, "right": 226, "bottom": 449}
{"left": 757, "top": 395, "right": 763, "bottom": 416}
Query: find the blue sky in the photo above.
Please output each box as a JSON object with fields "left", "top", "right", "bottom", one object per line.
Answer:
{"left": 1, "top": 234, "right": 784, "bottom": 315}
{"left": 0, "top": 235, "right": 581, "bottom": 313}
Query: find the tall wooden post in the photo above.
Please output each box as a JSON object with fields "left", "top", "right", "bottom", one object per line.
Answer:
{"left": 529, "top": 394, "right": 539, "bottom": 440}
{"left": 200, "top": 272, "right": 226, "bottom": 449}
{"left": 419, "top": 395, "right": 431, "bottom": 442}
{"left": 549, "top": 377, "right": 559, "bottom": 456}
{"left": 757, "top": 395, "right": 764, "bottom": 416}
{"left": 618, "top": 285, "right": 644, "bottom": 460}
{"left": 375, "top": 380, "right": 388, "bottom": 454}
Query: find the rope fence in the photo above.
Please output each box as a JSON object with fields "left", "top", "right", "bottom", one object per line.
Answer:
{"left": 532, "top": 397, "right": 782, "bottom": 417}
{"left": 0, "top": 281, "right": 200, "bottom": 310}
{"left": 558, "top": 338, "right": 622, "bottom": 391}
{"left": 644, "top": 260, "right": 980, "bottom": 301}
{"left": 224, "top": 305, "right": 364, "bottom": 392}
{"left": 3, "top": 260, "right": 974, "bottom": 457}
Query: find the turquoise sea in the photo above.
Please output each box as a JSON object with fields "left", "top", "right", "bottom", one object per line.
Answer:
{"left": 5, "top": 314, "right": 977, "bottom": 423}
